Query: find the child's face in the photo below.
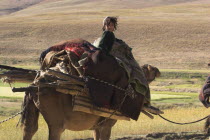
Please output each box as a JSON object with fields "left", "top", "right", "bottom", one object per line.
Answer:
{"left": 105, "top": 22, "right": 115, "bottom": 32}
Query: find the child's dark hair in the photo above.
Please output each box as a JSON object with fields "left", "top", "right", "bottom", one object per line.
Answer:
{"left": 102, "top": 16, "right": 118, "bottom": 31}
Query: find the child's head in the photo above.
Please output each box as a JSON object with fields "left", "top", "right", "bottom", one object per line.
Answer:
{"left": 102, "top": 16, "right": 118, "bottom": 31}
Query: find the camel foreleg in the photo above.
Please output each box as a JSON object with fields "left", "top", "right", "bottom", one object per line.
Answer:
{"left": 48, "top": 126, "right": 64, "bottom": 140}
{"left": 93, "top": 129, "right": 100, "bottom": 140}
{"left": 93, "top": 119, "right": 116, "bottom": 140}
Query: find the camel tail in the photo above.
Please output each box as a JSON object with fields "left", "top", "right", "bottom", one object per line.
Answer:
{"left": 20, "top": 92, "right": 39, "bottom": 127}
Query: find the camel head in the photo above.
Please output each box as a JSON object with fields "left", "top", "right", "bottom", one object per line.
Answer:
{"left": 141, "top": 64, "right": 161, "bottom": 84}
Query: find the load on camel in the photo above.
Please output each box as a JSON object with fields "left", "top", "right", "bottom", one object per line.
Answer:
{"left": 0, "top": 38, "right": 163, "bottom": 140}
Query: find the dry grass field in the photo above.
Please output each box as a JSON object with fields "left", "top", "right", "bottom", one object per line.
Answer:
{"left": 0, "top": 72, "right": 209, "bottom": 139}
{"left": 0, "top": 0, "right": 209, "bottom": 69}
{"left": 0, "top": 0, "right": 210, "bottom": 139}
{"left": 0, "top": 107, "right": 209, "bottom": 140}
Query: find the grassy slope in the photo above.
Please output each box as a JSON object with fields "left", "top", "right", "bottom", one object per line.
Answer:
{"left": 0, "top": 0, "right": 210, "bottom": 69}
{"left": 0, "top": 1, "right": 209, "bottom": 138}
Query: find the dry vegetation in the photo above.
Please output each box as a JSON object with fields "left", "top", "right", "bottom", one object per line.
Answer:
{"left": 0, "top": 107, "right": 209, "bottom": 140}
{"left": 0, "top": 73, "right": 208, "bottom": 139}
{"left": 0, "top": 0, "right": 209, "bottom": 69}
{"left": 0, "top": 1, "right": 210, "bottom": 139}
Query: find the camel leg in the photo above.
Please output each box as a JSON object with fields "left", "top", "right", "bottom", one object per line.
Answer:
{"left": 22, "top": 97, "right": 39, "bottom": 140}
{"left": 95, "top": 119, "right": 116, "bottom": 140}
{"left": 93, "top": 129, "right": 100, "bottom": 140}
{"left": 99, "top": 127, "right": 112, "bottom": 140}
{"left": 34, "top": 92, "right": 65, "bottom": 140}
{"left": 48, "top": 126, "right": 64, "bottom": 140}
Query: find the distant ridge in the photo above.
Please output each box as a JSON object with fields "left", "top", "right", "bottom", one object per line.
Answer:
{"left": 0, "top": 0, "right": 44, "bottom": 15}
{"left": 0, "top": 0, "right": 206, "bottom": 16}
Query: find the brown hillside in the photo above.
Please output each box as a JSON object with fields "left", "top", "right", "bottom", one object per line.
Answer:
{"left": 0, "top": 0, "right": 201, "bottom": 16}
{"left": 0, "top": 0, "right": 44, "bottom": 15}
{"left": 0, "top": 0, "right": 210, "bottom": 69}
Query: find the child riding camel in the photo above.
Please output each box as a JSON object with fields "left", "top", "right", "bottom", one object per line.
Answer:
{"left": 94, "top": 16, "right": 117, "bottom": 54}
{"left": 94, "top": 16, "right": 162, "bottom": 114}
{"left": 39, "top": 16, "right": 162, "bottom": 115}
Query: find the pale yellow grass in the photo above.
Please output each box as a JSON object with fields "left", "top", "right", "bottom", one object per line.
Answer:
{"left": 160, "top": 69, "right": 210, "bottom": 73}
{"left": 0, "top": 87, "right": 189, "bottom": 100}
{"left": 113, "top": 107, "right": 210, "bottom": 136}
{"left": 0, "top": 107, "right": 209, "bottom": 140}
{"left": 0, "top": 87, "right": 24, "bottom": 98}
{"left": 151, "top": 94, "right": 189, "bottom": 100}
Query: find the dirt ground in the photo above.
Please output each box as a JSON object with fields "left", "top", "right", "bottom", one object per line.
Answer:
{"left": 76, "top": 132, "right": 210, "bottom": 140}
{"left": 114, "top": 132, "right": 209, "bottom": 140}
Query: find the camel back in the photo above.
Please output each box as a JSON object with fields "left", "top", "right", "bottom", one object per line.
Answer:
{"left": 94, "top": 38, "right": 150, "bottom": 103}
{"left": 39, "top": 38, "right": 145, "bottom": 120}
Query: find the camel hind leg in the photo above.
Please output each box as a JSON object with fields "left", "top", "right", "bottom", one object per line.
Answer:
{"left": 21, "top": 92, "right": 39, "bottom": 140}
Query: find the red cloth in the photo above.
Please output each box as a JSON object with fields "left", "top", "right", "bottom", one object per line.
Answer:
{"left": 49, "top": 42, "right": 95, "bottom": 57}
{"left": 49, "top": 43, "right": 85, "bottom": 57}
{"left": 65, "top": 46, "right": 84, "bottom": 57}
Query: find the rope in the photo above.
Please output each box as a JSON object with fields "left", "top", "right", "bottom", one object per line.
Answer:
{"left": 95, "top": 91, "right": 129, "bottom": 127}
{"left": 85, "top": 76, "right": 131, "bottom": 127}
{"left": 158, "top": 114, "right": 210, "bottom": 125}
{"left": 0, "top": 110, "right": 23, "bottom": 125}
{"left": 85, "top": 76, "right": 126, "bottom": 91}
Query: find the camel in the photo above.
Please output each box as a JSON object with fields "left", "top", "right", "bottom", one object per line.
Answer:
{"left": 20, "top": 63, "right": 160, "bottom": 140}
{"left": 0, "top": 39, "right": 161, "bottom": 140}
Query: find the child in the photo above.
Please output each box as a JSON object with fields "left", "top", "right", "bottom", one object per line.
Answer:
{"left": 94, "top": 16, "right": 118, "bottom": 54}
